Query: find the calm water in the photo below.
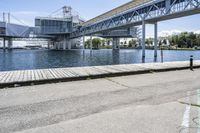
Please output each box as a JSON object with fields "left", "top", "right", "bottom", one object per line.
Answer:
{"left": 0, "top": 49, "right": 199, "bottom": 71}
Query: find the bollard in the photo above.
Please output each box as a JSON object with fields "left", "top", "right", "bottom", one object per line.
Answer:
{"left": 190, "top": 55, "right": 193, "bottom": 71}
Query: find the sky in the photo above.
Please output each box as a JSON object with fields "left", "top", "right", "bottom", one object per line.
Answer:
{"left": 0, "top": 0, "right": 200, "bottom": 37}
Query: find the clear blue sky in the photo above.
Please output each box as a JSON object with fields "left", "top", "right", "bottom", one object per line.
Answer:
{"left": 0, "top": 0, "right": 200, "bottom": 37}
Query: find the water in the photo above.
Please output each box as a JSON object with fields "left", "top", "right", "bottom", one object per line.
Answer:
{"left": 0, "top": 49, "right": 199, "bottom": 71}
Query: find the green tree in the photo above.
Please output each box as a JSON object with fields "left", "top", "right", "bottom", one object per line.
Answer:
{"left": 187, "top": 32, "right": 196, "bottom": 48}
{"left": 145, "top": 38, "right": 153, "bottom": 46}
{"left": 196, "top": 34, "right": 200, "bottom": 46}
{"left": 85, "top": 39, "right": 90, "bottom": 49}
{"left": 166, "top": 32, "right": 200, "bottom": 48}
{"left": 128, "top": 39, "right": 137, "bottom": 48}
{"left": 124, "top": 41, "right": 127, "bottom": 45}
{"left": 101, "top": 39, "right": 106, "bottom": 48}
{"left": 163, "top": 39, "right": 167, "bottom": 45}
{"left": 92, "top": 38, "right": 101, "bottom": 49}
{"left": 158, "top": 40, "right": 162, "bottom": 47}
{"left": 106, "top": 39, "right": 112, "bottom": 46}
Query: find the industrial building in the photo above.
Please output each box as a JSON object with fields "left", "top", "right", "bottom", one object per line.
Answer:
{"left": 35, "top": 6, "right": 84, "bottom": 50}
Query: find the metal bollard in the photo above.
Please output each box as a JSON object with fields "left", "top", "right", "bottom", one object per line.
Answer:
{"left": 190, "top": 55, "right": 193, "bottom": 71}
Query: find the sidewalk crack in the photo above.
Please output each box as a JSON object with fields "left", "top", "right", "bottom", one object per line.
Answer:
{"left": 105, "top": 78, "right": 131, "bottom": 89}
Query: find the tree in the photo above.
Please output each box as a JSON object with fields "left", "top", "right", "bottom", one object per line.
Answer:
{"left": 170, "top": 35, "right": 178, "bottom": 46}
{"left": 128, "top": 39, "right": 137, "bottom": 48}
{"left": 106, "top": 39, "right": 112, "bottom": 46}
{"left": 101, "top": 39, "right": 106, "bottom": 47}
{"left": 196, "top": 34, "right": 200, "bottom": 46}
{"left": 187, "top": 32, "right": 196, "bottom": 48}
{"left": 163, "top": 39, "right": 167, "bottom": 46}
{"left": 158, "top": 40, "right": 162, "bottom": 47}
{"left": 167, "top": 32, "right": 200, "bottom": 48}
{"left": 124, "top": 41, "right": 127, "bottom": 45}
{"left": 85, "top": 39, "right": 90, "bottom": 48}
{"left": 92, "top": 38, "right": 101, "bottom": 49}
{"left": 145, "top": 38, "right": 153, "bottom": 46}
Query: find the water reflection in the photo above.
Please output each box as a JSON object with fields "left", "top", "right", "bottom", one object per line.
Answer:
{"left": 142, "top": 56, "right": 145, "bottom": 63}
{"left": 0, "top": 49, "right": 199, "bottom": 71}
{"left": 154, "top": 56, "right": 158, "bottom": 62}
{"left": 112, "top": 50, "right": 120, "bottom": 64}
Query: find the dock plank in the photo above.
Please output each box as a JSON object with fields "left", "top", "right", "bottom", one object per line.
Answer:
{"left": 50, "top": 69, "right": 63, "bottom": 79}
{"left": 3, "top": 71, "right": 12, "bottom": 83}
{"left": 48, "top": 69, "right": 59, "bottom": 79}
{"left": 4, "top": 71, "right": 14, "bottom": 83}
{"left": 57, "top": 68, "right": 71, "bottom": 78}
{"left": 54, "top": 69, "right": 67, "bottom": 78}
{"left": 33, "top": 70, "right": 39, "bottom": 80}
{"left": 26, "top": 70, "right": 32, "bottom": 81}
{"left": 0, "top": 60, "right": 199, "bottom": 87}
{"left": 42, "top": 69, "right": 54, "bottom": 80}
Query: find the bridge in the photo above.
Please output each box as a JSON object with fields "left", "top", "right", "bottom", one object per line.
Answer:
{"left": 0, "top": 0, "right": 200, "bottom": 57}
{"left": 0, "top": 14, "right": 54, "bottom": 49}
{"left": 71, "top": 0, "right": 200, "bottom": 58}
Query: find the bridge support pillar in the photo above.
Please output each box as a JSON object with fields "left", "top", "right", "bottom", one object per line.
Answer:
{"left": 90, "top": 35, "right": 93, "bottom": 51}
{"left": 63, "top": 37, "right": 67, "bottom": 50}
{"left": 142, "top": 20, "right": 146, "bottom": 58}
{"left": 3, "top": 38, "right": 6, "bottom": 50}
{"left": 57, "top": 43, "right": 61, "bottom": 50}
{"left": 53, "top": 42, "right": 57, "bottom": 50}
{"left": 47, "top": 42, "right": 50, "bottom": 49}
{"left": 112, "top": 38, "right": 120, "bottom": 50}
{"left": 68, "top": 40, "right": 71, "bottom": 50}
{"left": 55, "top": 42, "right": 61, "bottom": 50}
{"left": 47, "top": 41, "right": 52, "bottom": 49}
{"left": 8, "top": 38, "right": 13, "bottom": 49}
{"left": 83, "top": 36, "right": 85, "bottom": 50}
{"left": 59, "top": 43, "right": 62, "bottom": 50}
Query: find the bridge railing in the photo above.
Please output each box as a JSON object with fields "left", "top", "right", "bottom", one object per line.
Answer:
{"left": 70, "top": 0, "right": 200, "bottom": 38}
{"left": 82, "top": 0, "right": 153, "bottom": 27}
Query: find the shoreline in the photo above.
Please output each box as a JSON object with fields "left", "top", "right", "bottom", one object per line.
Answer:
{"left": 0, "top": 60, "right": 200, "bottom": 88}
{"left": 0, "top": 47, "right": 200, "bottom": 51}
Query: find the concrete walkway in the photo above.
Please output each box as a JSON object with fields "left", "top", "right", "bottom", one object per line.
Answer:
{"left": 16, "top": 102, "right": 198, "bottom": 133}
{"left": 1, "top": 60, "right": 200, "bottom": 88}
{"left": 0, "top": 69, "right": 200, "bottom": 132}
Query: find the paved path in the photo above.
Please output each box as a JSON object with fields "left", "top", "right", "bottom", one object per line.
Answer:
{"left": 1, "top": 60, "right": 200, "bottom": 88}
{"left": 0, "top": 69, "right": 200, "bottom": 132}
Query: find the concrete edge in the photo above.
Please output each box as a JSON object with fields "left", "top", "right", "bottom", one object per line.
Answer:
{"left": 0, "top": 63, "right": 199, "bottom": 89}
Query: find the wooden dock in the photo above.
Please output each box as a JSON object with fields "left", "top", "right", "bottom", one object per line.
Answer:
{"left": 0, "top": 60, "right": 200, "bottom": 88}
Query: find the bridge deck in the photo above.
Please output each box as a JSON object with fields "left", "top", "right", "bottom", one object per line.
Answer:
{"left": 82, "top": 0, "right": 152, "bottom": 26}
{"left": 0, "top": 60, "right": 200, "bottom": 88}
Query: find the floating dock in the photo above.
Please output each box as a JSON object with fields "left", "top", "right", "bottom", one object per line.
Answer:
{"left": 0, "top": 61, "right": 200, "bottom": 88}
